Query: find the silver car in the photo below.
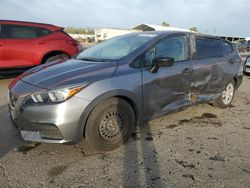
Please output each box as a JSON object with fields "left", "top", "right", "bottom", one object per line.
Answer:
{"left": 244, "top": 56, "right": 250, "bottom": 74}
{"left": 8, "top": 31, "right": 243, "bottom": 151}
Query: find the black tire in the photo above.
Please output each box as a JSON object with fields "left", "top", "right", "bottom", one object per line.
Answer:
{"left": 85, "top": 98, "right": 135, "bottom": 151}
{"left": 214, "top": 80, "right": 235, "bottom": 108}
{"left": 44, "top": 53, "right": 69, "bottom": 63}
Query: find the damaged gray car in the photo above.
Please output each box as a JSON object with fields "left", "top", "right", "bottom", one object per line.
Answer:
{"left": 8, "top": 31, "right": 243, "bottom": 151}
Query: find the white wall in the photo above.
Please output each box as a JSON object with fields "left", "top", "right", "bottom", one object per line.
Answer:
{"left": 95, "top": 28, "right": 138, "bottom": 42}
{"left": 68, "top": 34, "right": 95, "bottom": 40}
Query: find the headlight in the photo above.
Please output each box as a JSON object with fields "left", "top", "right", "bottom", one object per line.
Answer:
{"left": 246, "top": 59, "right": 250, "bottom": 66}
{"left": 30, "top": 85, "right": 84, "bottom": 103}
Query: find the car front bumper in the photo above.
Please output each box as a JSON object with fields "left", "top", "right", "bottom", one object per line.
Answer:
{"left": 8, "top": 81, "right": 91, "bottom": 144}
{"left": 245, "top": 66, "right": 250, "bottom": 73}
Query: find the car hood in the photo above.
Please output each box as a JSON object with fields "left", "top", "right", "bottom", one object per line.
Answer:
{"left": 19, "top": 59, "right": 118, "bottom": 89}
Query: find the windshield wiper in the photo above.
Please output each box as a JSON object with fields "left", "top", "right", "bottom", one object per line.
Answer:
{"left": 77, "top": 57, "right": 98, "bottom": 62}
{"left": 76, "top": 57, "right": 114, "bottom": 62}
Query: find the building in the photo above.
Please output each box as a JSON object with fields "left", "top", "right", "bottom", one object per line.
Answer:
{"left": 95, "top": 28, "right": 138, "bottom": 42}
{"left": 132, "top": 23, "right": 192, "bottom": 32}
{"left": 219, "top": 35, "right": 245, "bottom": 42}
{"left": 133, "top": 24, "right": 249, "bottom": 43}
{"left": 94, "top": 24, "right": 193, "bottom": 42}
{"left": 68, "top": 34, "right": 95, "bottom": 42}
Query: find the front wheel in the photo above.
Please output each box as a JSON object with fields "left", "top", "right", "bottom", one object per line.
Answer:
{"left": 44, "top": 53, "right": 69, "bottom": 63}
{"left": 85, "top": 98, "right": 135, "bottom": 151}
{"left": 214, "top": 80, "right": 235, "bottom": 108}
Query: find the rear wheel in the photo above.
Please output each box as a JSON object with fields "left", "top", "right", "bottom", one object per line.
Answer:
{"left": 44, "top": 53, "right": 69, "bottom": 63}
{"left": 214, "top": 80, "right": 235, "bottom": 108}
{"left": 85, "top": 98, "right": 135, "bottom": 151}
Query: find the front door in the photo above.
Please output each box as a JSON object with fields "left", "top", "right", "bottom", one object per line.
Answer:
{"left": 141, "top": 35, "right": 193, "bottom": 119}
{"left": 0, "top": 25, "right": 4, "bottom": 68}
{"left": 2, "top": 24, "right": 39, "bottom": 68}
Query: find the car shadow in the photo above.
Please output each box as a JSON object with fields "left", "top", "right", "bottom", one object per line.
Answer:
{"left": 123, "top": 122, "right": 164, "bottom": 187}
{"left": 0, "top": 104, "right": 27, "bottom": 158}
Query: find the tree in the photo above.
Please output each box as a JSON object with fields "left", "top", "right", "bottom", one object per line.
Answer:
{"left": 189, "top": 27, "right": 198, "bottom": 32}
{"left": 162, "top": 21, "right": 170, "bottom": 27}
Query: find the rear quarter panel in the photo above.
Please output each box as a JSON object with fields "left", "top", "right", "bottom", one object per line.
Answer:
{"left": 32, "top": 32, "right": 78, "bottom": 65}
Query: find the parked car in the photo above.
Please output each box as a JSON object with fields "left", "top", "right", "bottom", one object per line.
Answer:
{"left": 242, "top": 55, "right": 250, "bottom": 74}
{"left": 8, "top": 31, "right": 243, "bottom": 151}
{"left": 232, "top": 41, "right": 248, "bottom": 53}
{"left": 0, "top": 20, "right": 80, "bottom": 69}
{"left": 245, "top": 40, "right": 250, "bottom": 51}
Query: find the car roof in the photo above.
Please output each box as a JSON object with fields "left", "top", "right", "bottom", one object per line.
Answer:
{"left": 0, "top": 20, "right": 63, "bottom": 32}
{"left": 126, "top": 30, "right": 224, "bottom": 41}
{"left": 133, "top": 30, "right": 193, "bottom": 36}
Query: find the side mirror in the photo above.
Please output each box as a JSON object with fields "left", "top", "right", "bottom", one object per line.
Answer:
{"left": 150, "top": 57, "right": 174, "bottom": 73}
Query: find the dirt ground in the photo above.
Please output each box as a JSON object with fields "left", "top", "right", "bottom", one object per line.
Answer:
{"left": 0, "top": 76, "right": 250, "bottom": 188}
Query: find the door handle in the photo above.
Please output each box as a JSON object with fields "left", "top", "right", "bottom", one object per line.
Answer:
{"left": 37, "top": 40, "right": 45, "bottom": 45}
{"left": 182, "top": 68, "right": 193, "bottom": 74}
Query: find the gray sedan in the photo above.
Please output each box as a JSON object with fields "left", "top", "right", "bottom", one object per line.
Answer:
{"left": 8, "top": 31, "right": 242, "bottom": 151}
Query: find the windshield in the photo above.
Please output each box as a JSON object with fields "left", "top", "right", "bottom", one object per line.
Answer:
{"left": 76, "top": 33, "right": 157, "bottom": 62}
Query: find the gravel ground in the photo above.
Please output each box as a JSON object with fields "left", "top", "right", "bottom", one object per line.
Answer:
{"left": 0, "top": 76, "right": 250, "bottom": 188}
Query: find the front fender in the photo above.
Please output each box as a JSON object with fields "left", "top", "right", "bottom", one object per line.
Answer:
{"left": 78, "top": 90, "right": 143, "bottom": 139}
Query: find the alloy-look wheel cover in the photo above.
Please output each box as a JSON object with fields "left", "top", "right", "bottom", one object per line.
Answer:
{"left": 222, "top": 83, "right": 234, "bottom": 105}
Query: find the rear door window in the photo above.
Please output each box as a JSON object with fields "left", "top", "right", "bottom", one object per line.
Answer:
{"left": 222, "top": 41, "right": 233, "bottom": 56}
{"left": 195, "top": 37, "right": 222, "bottom": 59}
{"left": 3, "top": 24, "right": 39, "bottom": 39}
{"left": 36, "top": 27, "right": 52, "bottom": 36}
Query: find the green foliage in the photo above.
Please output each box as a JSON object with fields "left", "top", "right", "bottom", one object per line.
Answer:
{"left": 189, "top": 27, "right": 198, "bottom": 32}
{"left": 64, "top": 27, "right": 94, "bottom": 34}
{"left": 162, "top": 21, "right": 170, "bottom": 27}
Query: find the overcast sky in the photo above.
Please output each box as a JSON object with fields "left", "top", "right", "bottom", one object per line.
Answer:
{"left": 0, "top": 0, "right": 249, "bottom": 37}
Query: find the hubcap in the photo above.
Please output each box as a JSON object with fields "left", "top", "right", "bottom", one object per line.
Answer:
{"left": 99, "top": 111, "right": 127, "bottom": 143}
{"left": 222, "top": 83, "right": 234, "bottom": 105}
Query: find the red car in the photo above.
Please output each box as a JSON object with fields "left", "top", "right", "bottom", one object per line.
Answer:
{"left": 0, "top": 20, "right": 80, "bottom": 69}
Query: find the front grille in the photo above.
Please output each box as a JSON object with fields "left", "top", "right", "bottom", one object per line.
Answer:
{"left": 20, "top": 122, "right": 63, "bottom": 140}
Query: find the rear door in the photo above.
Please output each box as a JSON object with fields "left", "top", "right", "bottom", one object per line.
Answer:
{"left": 2, "top": 24, "right": 40, "bottom": 68}
{"left": 191, "top": 36, "right": 239, "bottom": 96}
{"left": 141, "top": 34, "right": 194, "bottom": 119}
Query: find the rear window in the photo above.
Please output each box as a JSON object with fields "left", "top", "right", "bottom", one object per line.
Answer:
{"left": 195, "top": 37, "right": 222, "bottom": 59}
{"left": 3, "top": 24, "right": 39, "bottom": 39}
{"left": 0, "top": 25, "right": 2, "bottom": 38}
{"left": 36, "top": 27, "right": 52, "bottom": 36}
